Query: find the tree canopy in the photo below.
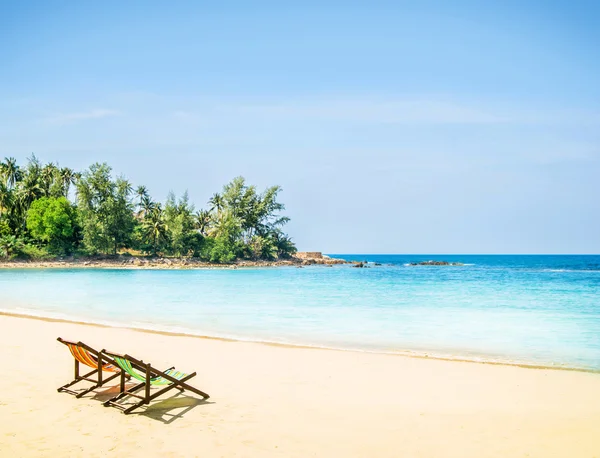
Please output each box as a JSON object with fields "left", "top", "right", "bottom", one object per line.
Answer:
{"left": 26, "top": 197, "right": 77, "bottom": 255}
{"left": 0, "top": 156, "right": 296, "bottom": 262}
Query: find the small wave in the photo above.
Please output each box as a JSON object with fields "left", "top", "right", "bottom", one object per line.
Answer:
{"left": 401, "top": 262, "right": 474, "bottom": 267}
{"left": 542, "top": 268, "right": 600, "bottom": 273}
{"left": 0, "top": 307, "right": 135, "bottom": 330}
{"left": 2, "top": 308, "right": 599, "bottom": 373}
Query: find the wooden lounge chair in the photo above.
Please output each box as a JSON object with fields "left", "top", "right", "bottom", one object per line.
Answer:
{"left": 102, "top": 350, "right": 210, "bottom": 414}
{"left": 57, "top": 338, "right": 124, "bottom": 398}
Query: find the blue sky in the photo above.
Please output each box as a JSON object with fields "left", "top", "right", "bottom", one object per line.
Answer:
{"left": 1, "top": 1, "right": 598, "bottom": 253}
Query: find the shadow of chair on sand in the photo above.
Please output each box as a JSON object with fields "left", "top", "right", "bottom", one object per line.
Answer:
{"left": 88, "top": 382, "right": 213, "bottom": 424}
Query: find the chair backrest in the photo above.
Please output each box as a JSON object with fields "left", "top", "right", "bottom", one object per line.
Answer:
{"left": 104, "top": 351, "right": 186, "bottom": 386}
{"left": 57, "top": 338, "right": 119, "bottom": 373}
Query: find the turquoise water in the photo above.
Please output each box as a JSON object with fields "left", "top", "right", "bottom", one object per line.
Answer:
{"left": 1, "top": 255, "right": 599, "bottom": 370}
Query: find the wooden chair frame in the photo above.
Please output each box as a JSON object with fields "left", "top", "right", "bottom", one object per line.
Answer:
{"left": 57, "top": 338, "right": 125, "bottom": 398}
{"left": 102, "top": 350, "right": 210, "bottom": 415}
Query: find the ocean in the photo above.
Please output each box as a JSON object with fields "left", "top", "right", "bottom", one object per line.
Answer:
{"left": 1, "top": 255, "right": 599, "bottom": 371}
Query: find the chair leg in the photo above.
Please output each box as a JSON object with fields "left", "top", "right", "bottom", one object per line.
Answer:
{"left": 146, "top": 371, "right": 209, "bottom": 399}
{"left": 101, "top": 371, "right": 122, "bottom": 386}
{"left": 123, "top": 398, "right": 148, "bottom": 415}
{"left": 145, "top": 364, "right": 151, "bottom": 404}
{"left": 57, "top": 368, "right": 99, "bottom": 393}
{"left": 119, "top": 368, "right": 126, "bottom": 393}
{"left": 177, "top": 381, "right": 210, "bottom": 399}
{"left": 103, "top": 380, "right": 147, "bottom": 406}
{"left": 119, "top": 374, "right": 196, "bottom": 414}
{"left": 75, "top": 371, "right": 122, "bottom": 398}
{"left": 76, "top": 384, "right": 99, "bottom": 398}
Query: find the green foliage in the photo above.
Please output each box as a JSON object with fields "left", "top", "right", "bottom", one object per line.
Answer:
{"left": 163, "top": 191, "right": 197, "bottom": 257}
{"left": 140, "top": 205, "right": 169, "bottom": 255}
{"left": 15, "top": 242, "right": 53, "bottom": 260}
{"left": 76, "top": 164, "right": 135, "bottom": 254}
{"left": 248, "top": 235, "right": 277, "bottom": 260}
{"left": 0, "top": 219, "right": 10, "bottom": 238}
{"left": 26, "top": 197, "right": 77, "bottom": 254}
{"left": 201, "top": 176, "right": 296, "bottom": 259}
{"left": 0, "top": 235, "right": 24, "bottom": 259}
{"left": 1, "top": 157, "right": 296, "bottom": 261}
{"left": 208, "top": 236, "right": 237, "bottom": 263}
{"left": 0, "top": 155, "right": 76, "bottom": 237}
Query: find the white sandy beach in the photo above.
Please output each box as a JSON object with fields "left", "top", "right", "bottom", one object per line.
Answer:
{"left": 1, "top": 314, "right": 599, "bottom": 457}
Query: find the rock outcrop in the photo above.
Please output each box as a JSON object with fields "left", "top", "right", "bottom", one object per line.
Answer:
{"left": 293, "top": 252, "right": 347, "bottom": 265}
{"left": 295, "top": 252, "right": 324, "bottom": 260}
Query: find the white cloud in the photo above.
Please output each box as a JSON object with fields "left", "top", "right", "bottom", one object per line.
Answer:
{"left": 210, "top": 96, "right": 600, "bottom": 126}
{"left": 172, "top": 110, "right": 206, "bottom": 123}
{"left": 45, "top": 109, "right": 120, "bottom": 124}
{"left": 519, "top": 144, "right": 599, "bottom": 164}
{"left": 224, "top": 98, "right": 504, "bottom": 124}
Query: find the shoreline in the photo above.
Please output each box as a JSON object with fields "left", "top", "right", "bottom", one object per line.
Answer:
{"left": 0, "top": 252, "right": 349, "bottom": 270}
{"left": 3, "top": 310, "right": 596, "bottom": 375}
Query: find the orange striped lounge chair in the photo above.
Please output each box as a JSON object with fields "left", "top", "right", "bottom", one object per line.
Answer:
{"left": 57, "top": 338, "right": 126, "bottom": 398}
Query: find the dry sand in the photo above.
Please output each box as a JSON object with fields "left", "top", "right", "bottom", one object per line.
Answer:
{"left": 1, "top": 314, "right": 599, "bottom": 457}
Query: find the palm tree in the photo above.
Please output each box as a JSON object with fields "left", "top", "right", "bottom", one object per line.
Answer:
{"left": 272, "top": 230, "right": 297, "bottom": 258}
{"left": 208, "top": 193, "right": 224, "bottom": 215}
{"left": 135, "top": 185, "right": 150, "bottom": 215}
{"left": 40, "top": 162, "right": 58, "bottom": 195}
{"left": 138, "top": 195, "right": 156, "bottom": 218}
{"left": 195, "top": 209, "right": 212, "bottom": 235}
{"left": 116, "top": 178, "right": 133, "bottom": 197}
{"left": 142, "top": 205, "right": 168, "bottom": 254}
{"left": 17, "top": 174, "right": 44, "bottom": 209}
{"left": 0, "top": 234, "right": 23, "bottom": 258}
{"left": 1, "top": 157, "right": 22, "bottom": 188}
{"left": 0, "top": 182, "right": 13, "bottom": 214}
{"left": 208, "top": 209, "right": 241, "bottom": 239}
{"left": 135, "top": 185, "right": 149, "bottom": 202}
{"left": 135, "top": 185, "right": 148, "bottom": 199}
{"left": 60, "top": 167, "right": 76, "bottom": 197}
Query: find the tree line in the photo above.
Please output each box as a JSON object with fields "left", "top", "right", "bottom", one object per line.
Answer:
{"left": 0, "top": 156, "right": 296, "bottom": 262}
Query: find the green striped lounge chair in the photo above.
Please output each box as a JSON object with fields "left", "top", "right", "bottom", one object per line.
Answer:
{"left": 101, "top": 350, "right": 210, "bottom": 414}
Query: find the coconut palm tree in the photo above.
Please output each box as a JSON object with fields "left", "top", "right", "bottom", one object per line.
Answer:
{"left": 0, "top": 182, "right": 13, "bottom": 214}
{"left": 138, "top": 195, "right": 156, "bottom": 218}
{"left": 134, "top": 185, "right": 150, "bottom": 215}
{"left": 208, "top": 208, "right": 242, "bottom": 239}
{"left": 208, "top": 193, "right": 224, "bottom": 215}
{"left": 1, "top": 157, "right": 22, "bottom": 188}
{"left": 271, "top": 230, "right": 297, "bottom": 258}
{"left": 60, "top": 167, "right": 77, "bottom": 197}
{"left": 40, "top": 162, "right": 59, "bottom": 195}
{"left": 0, "top": 235, "right": 23, "bottom": 258}
{"left": 114, "top": 177, "right": 131, "bottom": 196}
{"left": 142, "top": 205, "right": 168, "bottom": 254}
{"left": 195, "top": 209, "right": 212, "bottom": 235}
{"left": 17, "top": 173, "right": 44, "bottom": 210}
{"left": 135, "top": 185, "right": 148, "bottom": 201}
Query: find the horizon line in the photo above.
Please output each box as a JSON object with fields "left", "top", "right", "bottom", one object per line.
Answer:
{"left": 324, "top": 253, "right": 600, "bottom": 256}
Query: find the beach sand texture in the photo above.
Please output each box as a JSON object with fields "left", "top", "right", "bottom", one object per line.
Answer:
{"left": 1, "top": 314, "right": 599, "bottom": 457}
